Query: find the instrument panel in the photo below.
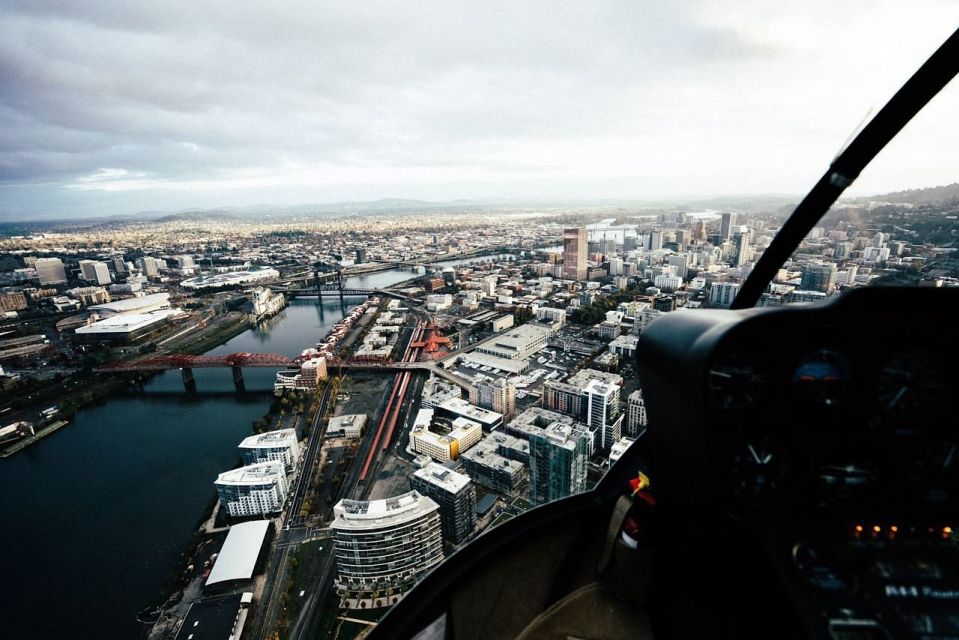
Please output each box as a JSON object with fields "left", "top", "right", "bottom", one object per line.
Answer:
{"left": 636, "top": 288, "right": 959, "bottom": 640}
{"left": 705, "top": 307, "right": 957, "bottom": 517}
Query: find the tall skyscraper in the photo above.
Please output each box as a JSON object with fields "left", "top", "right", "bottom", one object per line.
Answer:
{"left": 584, "top": 379, "right": 622, "bottom": 451}
{"left": 626, "top": 390, "right": 648, "bottom": 438}
{"left": 733, "top": 233, "right": 750, "bottom": 268}
{"left": 34, "top": 257, "right": 67, "bottom": 285}
{"left": 137, "top": 256, "right": 160, "bottom": 278}
{"left": 529, "top": 423, "right": 588, "bottom": 506}
{"left": 410, "top": 463, "right": 476, "bottom": 546}
{"left": 720, "top": 212, "right": 737, "bottom": 241}
{"left": 563, "top": 228, "right": 587, "bottom": 281}
{"left": 801, "top": 263, "right": 838, "bottom": 293}
{"left": 648, "top": 230, "right": 663, "bottom": 251}
{"left": 79, "top": 260, "right": 111, "bottom": 285}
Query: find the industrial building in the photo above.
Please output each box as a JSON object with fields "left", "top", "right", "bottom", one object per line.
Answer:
{"left": 204, "top": 520, "right": 273, "bottom": 591}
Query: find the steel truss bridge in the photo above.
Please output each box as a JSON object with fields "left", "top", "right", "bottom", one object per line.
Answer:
{"left": 97, "top": 352, "right": 298, "bottom": 389}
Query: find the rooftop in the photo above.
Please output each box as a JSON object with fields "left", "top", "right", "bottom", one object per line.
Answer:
{"left": 437, "top": 397, "right": 502, "bottom": 427}
{"left": 331, "top": 491, "right": 439, "bottom": 529}
{"left": 215, "top": 461, "right": 285, "bottom": 487}
{"left": 237, "top": 428, "right": 296, "bottom": 450}
{"left": 88, "top": 292, "right": 170, "bottom": 314}
{"left": 205, "top": 520, "right": 270, "bottom": 588}
{"left": 413, "top": 463, "right": 472, "bottom": 493}
{"left": 74, "top": 309, "right": 178, "bottom": 334}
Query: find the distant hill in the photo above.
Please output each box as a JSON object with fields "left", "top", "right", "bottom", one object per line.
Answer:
{"left": 154, "top": 210, "right": 239, "bottom": 223}
{"left": 858, "top": 183, "right": 959, "bottom": 205}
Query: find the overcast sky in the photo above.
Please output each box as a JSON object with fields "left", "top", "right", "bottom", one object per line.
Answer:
{"left": 1, "top": 2, "right": 957, "bottom": 219}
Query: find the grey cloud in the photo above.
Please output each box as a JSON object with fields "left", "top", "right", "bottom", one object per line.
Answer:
{"left": 0, "top": 1, "right": 956, "bottom": 217}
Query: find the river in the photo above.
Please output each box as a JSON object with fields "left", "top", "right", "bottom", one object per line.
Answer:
{"left": 0, "top": 268, "right": 414, "bottom": 640}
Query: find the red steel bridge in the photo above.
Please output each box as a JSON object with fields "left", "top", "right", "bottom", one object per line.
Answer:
{"left": 97, "top": 352, "right": 298, "bottom": 389}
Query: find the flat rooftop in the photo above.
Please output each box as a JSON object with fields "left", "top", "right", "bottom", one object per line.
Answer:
{"left": 88, "top": 292, "right": 170, "bottom": 314}
{"left": 413, "top": 463, "right": 472, "bottom": 493}
{"left": 75, "top": 309, "right": 178, "bottom": 335}
{"left": 173, "top": 593, "right": 243, "bottom": 640}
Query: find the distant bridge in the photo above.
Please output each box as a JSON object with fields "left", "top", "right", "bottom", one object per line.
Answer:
{"left": 96, "top": 350, "right": 468, "bottom": 390}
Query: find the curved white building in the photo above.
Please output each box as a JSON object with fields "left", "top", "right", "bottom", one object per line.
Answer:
{"left": 214, "top": 461, "right": 288, "bottom": 517}
{"left": 331, "top": 491, "right": 443, "bottom": 601}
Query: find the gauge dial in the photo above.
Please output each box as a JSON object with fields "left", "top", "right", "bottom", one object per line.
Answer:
{"left": 877, "top": 350, "right": 945, "bottom": 416}
{"left": 708, "top": 352, "right": 767, "bottom": 412}
{"left": 729, "top": 437, "right": 784, "bottom": 504}
{"left": 793, "top": 349, "right": 852, "bottom": 409}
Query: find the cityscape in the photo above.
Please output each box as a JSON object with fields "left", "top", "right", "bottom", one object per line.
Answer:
{"left": 1, "top": 3, "right": 957, "bottom": 640}
{"left": 1, "top": 184, "right": 957, "bottom": 638}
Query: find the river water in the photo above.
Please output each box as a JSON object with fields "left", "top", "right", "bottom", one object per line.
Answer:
{"left": 0, "top": 268, "right": 414, "bottom": 640}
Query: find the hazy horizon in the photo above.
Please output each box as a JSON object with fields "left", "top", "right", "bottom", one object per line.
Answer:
{"left": 2, "top": 2, "right": 958, "bottom": 219}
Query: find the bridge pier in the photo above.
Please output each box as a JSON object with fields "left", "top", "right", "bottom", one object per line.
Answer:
{"left": 181, "top": 367, "right": 197, "bottom": 391}
{"left": 231, "top": 366, "right": 245, "bottom": 392}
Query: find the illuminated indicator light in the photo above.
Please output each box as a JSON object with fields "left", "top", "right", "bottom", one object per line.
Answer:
{"left": 872, "top": 525, "right": 881, "bottom": 534}
{"left": 890, "top": 526, "right": 898, "bottom": 533}
{"left": 945, "top": 527, "right": 953, "bottom": 535}
{"left": 854, "top": 525, "right": 864, "bottom": 533}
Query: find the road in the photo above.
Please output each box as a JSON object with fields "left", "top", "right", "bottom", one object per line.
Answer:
{"left": 250, "top": 380, "right": 336, "bottom": 639}
{"left": 285, "top": 381, "right": 336, "bottom": 529}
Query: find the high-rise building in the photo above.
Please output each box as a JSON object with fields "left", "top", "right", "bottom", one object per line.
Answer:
{"left": 355, "top": 248, "right": 367, "bottom": 263}
{"left": 469, "top": 376, "right": 516, "bottom": 421}
{"left": 238, "top": 428, "right": 300, "bottom": 473}
{"left": 410, "top": 463, "right": 476, "bottom": 546}
{"left": 330, "top": 491, "right": 444, "bottom": 601}
{"left": 112, "top": 256, "right": 129, "bottom": 275}
{"left": 733, "top": 233, "right": 751, "bottom": 268}
{"left": 563, "top": 228, "right": 588, "bottom": 281}
{"left": 34, "top": 258, "right": 67, "bottom": 285}
{"left": 626, "top": 390, "right": 648, "bottom": 438}
{"left": 137, "top": 257, "right": 160, "bottom": 278}
{"left": 648, "top": 230, "right": 663, "bottom": 251}
{"left": 708, "top": 282, "right": 741, "bottom": 308}
{"left": 214, "top": 461, "right": 289, "bottom": 517}
{"left": 801, "top": 263, "right": 838, "bottom": 294}
{"left": 529, "top": 423, "right": 588, "bottom": 506}
{"left": 584, "top": 379, "right": 622, "bottom": 451}
{"left": 720, "top": 212, "right": 737, "bottom": 241}
{"left": 79, "top": 260, "right": 111, "bottom": 286}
